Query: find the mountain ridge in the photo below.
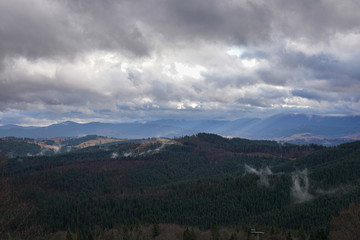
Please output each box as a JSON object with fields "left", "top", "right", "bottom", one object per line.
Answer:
{"left": 1, "top": 114, "right": 359, "bottom": 145}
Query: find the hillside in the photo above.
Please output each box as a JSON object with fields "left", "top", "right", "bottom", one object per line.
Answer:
{"left": 1, "top": 134, "right": 360, "bottom": 239}
{"left": 0, "top": 135, "right": 123, "bottom": 158}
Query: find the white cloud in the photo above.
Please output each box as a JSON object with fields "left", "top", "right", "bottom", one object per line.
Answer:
{"left": 291, "top": 169, "right": 313, "bottom": 203}
{"left": 285, "top": 32, "right": 360, "bottom": 59}
{"left": 174, "top": 62, "right": 207, "bottom": 80}
{"left": 227, "top": 46, "right": 244, "bottom": 57}
{"left": 245, "top": 164, "right": 273, "bottom": 187}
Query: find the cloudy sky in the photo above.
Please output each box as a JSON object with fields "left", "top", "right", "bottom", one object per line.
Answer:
{"left": 1, "top": 0, "right": 360, "bottom": 126}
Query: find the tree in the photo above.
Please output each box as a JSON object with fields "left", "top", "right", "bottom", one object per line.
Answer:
{"left": 183, "top": 227, "right": 197, "bottom": 240}
{"left": 123, "top": 225, "right": 130, "bottom": 240}
{"left": 211, "top": 223, "right": 220, "bottom": 240}
{"left": 152, "top": 217, "right": 160, "bottom": 238}
{"left": 87, "top": 231, "right": 94, "bottom": 240}
{"left": 0, "top": 152, "right": 7, "bottom": 176}
{"left": 190, "top": 227, "right": 197, "bottom": 240}
{"left": 135, "top": 220, "right": 142, "bottom": 240}
{"left": 229, "top": 232, "right": 237, "bottom": 240}
{"left": 329, "top": 202, "right": 360, "bottom": 240}
{"left": 66, "top": 229, "right": 73, "bottom": 240}
{"left": 298, "top": 225, "right": 306, "bottom": 240}
{"left": 286, "top": 232, "right": 292, "bottom": 240}
{"left": 0, "top": 173, "right": 32, "bottom": 234}
{"left": 309, "top": 227, "right": 327, "bottom": 240}
{"left": 183, "top": 227, "right": 191, "bottom": 240}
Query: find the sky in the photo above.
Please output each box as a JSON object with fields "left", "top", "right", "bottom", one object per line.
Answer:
{"left": 1, "top": 0, "right": 360, "bottom": 126}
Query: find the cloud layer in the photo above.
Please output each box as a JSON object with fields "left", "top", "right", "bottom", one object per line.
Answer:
{"left": 1, "top": 0, "right": 360, "bottom": 125}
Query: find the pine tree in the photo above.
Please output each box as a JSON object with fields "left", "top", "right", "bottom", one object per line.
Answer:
{"left": 229, "top": 232, "right": 237, "bottom": 240}
{"left": 66, "top": 229, "right": 73, "bottom": 240}
{"left": 152, "top": 217, "right": 160, "bottom": 238}
{"left": 183, "top": 227, "right": 191, "bottom": 240}
{"left": 190, "top": 227, "right": 197, "bottom": 240}
{"left": 87, "top": 231, "right": 94, "bottom": 240}
{"left": 298, "top": 225, "right": 306, "bottom": 240}
{"left": 211, "top": 223, "right": 220, "bottom": 240}
{"left": 286, "top": 232, "right": 292, "bottom": 240}
{"left": 123, "top": 225, "right": 130, "bottom": 240}
{"left": 135, "top": 220, "right": 143, "bottom": 240}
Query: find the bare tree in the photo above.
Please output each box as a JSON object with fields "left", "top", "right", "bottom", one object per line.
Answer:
{"left": 329, "top": 202, "right": 360, "bottom": 240}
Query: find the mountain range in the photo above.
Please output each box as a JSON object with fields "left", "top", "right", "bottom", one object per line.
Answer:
{"left": 1, "top": 114, "right": 360, "bottom": 145}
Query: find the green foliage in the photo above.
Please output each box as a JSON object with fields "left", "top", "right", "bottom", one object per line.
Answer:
{"left": 123, "top": 226, "right": 130, "bottom": 240}
{"left": 2, "top": 134, "right": 360, "bottom": 238}
{"left": 152, "top": 218, "right": 160, "bottom": 238}
{"left": 286, "top": 232, "right": 292, "bottom": 240}
{"left": 183, "top": 227, "right": 191, "bottom": 240}
{"left": 190, "top": 227, "right": 196, "bottom": 240}
{"left": 87, "top": 231, "right": 94, "bottom": 240}
{"left": 298, "top": 225, "right": 306, "bottom": 240}
{"left": 309, "top": 228, "right": 327, "bottom": 240}
{"left": 183, "top": 227, "right": 197, "bottom": 240}
{"left": 66, "top": 229, "right": 73, "bottom": 240}
{"left": 0, "top": 137, "right": 41, "bottom": 157}
{"left": 62, "top": 135, "right": 100, "bottom": 146}
{"left": 229, "top": 232, "right": 237, "bottom": 240}
{"left": 210, "top": 223, "right": 220, "bottom": 240}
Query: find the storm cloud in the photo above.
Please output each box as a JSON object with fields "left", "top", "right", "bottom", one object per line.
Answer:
{"left": 1, "top": 0, "right": 360, "bottom": 125}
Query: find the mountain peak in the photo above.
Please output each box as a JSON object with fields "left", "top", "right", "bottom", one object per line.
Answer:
{"left": 56, "top": 121, "right": 79, "bottom": 126}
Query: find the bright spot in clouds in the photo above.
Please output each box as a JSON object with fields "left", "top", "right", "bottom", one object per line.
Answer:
{"left": 174, "top": 62, "right": 207, "bottom": 80}
{"left": 226, "top": 46, "right": 244, "bottom": 57}
{"left": 241, "top": 58, "right": 259, "bottom": 69}
{"left": 11, "top": 57, "right": 57, "bottom": 79}
{"left": 177, "top": 103, "right": 186, "bottom": 110}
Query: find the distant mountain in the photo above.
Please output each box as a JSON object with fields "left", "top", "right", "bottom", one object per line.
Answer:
{"left": 0, "top": 121, "right": 195, "bottom": 139}
{"left": 0, "top": 124, "right": 35, "bottom": 130}
{"left": 0, "top": 114, "right": 359, "bottom": 144}
{"left": 149, "top": 114, "right": 360, "bottom": 144}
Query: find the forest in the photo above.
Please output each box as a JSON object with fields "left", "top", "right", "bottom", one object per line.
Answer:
{"left": 0, "top": 133, "right": 360, "bottom": 240}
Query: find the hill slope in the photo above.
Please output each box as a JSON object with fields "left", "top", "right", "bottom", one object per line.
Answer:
{"left": 1, "top": 134, "right": 360, "bottom": 237}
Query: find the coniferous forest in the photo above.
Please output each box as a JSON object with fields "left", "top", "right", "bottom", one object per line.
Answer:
{"left": 1, "top": 133, "right": 360, "bottom": 239}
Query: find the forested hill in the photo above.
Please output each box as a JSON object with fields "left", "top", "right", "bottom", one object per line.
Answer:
{"left": 0, "top": 135, "right": 123, "bottom": 158}
{"left": 1, "top": 133, "right": 360, "bottom": 239}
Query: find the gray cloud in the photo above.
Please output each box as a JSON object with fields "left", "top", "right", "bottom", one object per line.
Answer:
{"left": 0, "top": 0, "right": 82, "bottom": 61}
{"left": 270, "top": 0, "right": 360, "bottom": 41}
{"left": 0, "top": 0, "right": 360, "bottom": 125}
{"left": 291, "top": 89, "right": 323, "bottom": 101}
{"left": 0, "top": 0, "right": 151, "bottom": 64}
{"left": 280, "top": 50, "right": 360, "bottom": 94}
{"left": 2, "top": 0, "right": 360, "bottom": 61}
{"left": 138, "top": 0, "right": 272, "bottom": 45}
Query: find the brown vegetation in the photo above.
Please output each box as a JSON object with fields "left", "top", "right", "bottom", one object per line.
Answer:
{"left": 39, "top": 224, "right": 299, "bottom": 240}
{"left": 329, "top": 202, "right": 360, "bottom": 240}
{"left": 0, "top": 158, "right": 38, "bottom": 239}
